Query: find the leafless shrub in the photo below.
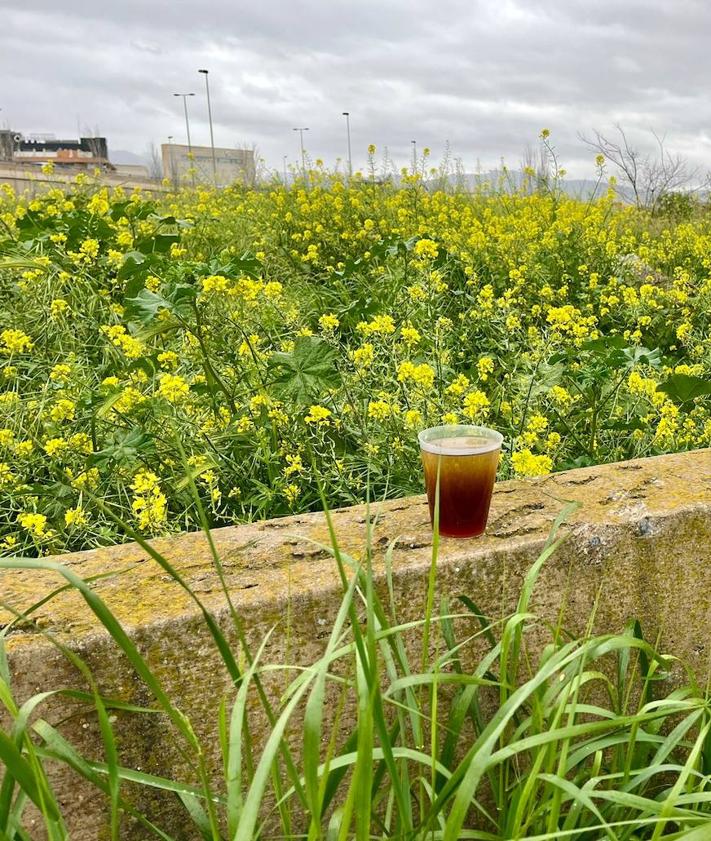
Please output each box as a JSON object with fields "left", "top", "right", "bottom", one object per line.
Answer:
{"left": 580, "top": 125, "right": 699, "bottom": 212}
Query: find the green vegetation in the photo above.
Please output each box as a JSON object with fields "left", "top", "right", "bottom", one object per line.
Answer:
{"left": 2, "top": 172, "right": 711, "bottom": 554}
{"left": 1, "top": 501, "right": 711, "bottom": 838}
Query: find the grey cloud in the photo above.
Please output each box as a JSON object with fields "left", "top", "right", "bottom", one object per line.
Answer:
{"left": 1, "top": 1, "right": 710, "bottom": 178}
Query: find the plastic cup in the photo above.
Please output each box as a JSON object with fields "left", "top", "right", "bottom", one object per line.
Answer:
{"left": 418, "top": 424, "right": 503, "bottom": 538}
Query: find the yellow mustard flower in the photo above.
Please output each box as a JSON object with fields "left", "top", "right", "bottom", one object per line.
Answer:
{"left": 511, "top": 449, "right": 553, "bottom": 477}
{"left": 305, "top": 405, "right": 332, "bottom": 426}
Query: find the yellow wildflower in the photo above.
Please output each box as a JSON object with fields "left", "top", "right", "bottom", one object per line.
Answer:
{"left": 50, "top": 363, "right": 72, "bottom": 383}
{"left": 351, "top": 343, "right": 375, "bottom": 368}
{"left": 511, "top": 449, "right": 553, "bottom": 477}
{"left": 462, "top": 390, "right": 490, "bottom": 421}
{"left": 50, "top": 299, "right": 69, "bottom": 318}
{"left": 318, "top": 313, "right": 340, "bottom": 332}
{"left": 0, "top": 463, "right": 14, "bottom": 486}
{"left": 477, "top": 356, "right": 495, "bottom": 381}
{"left": 18, "top": 512, "right": 51, "bottom": 538}
{"left": 368, "top": 399, "right": 393, "bottom": 421}
{"left": 153, "top": 350, "right": 177, "bottom": 371}
{"left": 158, "top": 373, "right": 189, "bottom": 403}
{"left": 102, "top": 324, "right": 144, "bottom": 359}
{"left": 50, "top": 398, "right": 76, "bottom": 423}
{"left": 446, "top": 374, "right": 470, "bottom": 397}
{"left": 305, "top": 405, "right": 332, "bottom": 426}
{"left": 1, "top": 329, "right": 33, "bottom": 355}
{"left": 283, "top": 454, "right": 304, "bottom": 477}
{"left": 113, "top": 386, "right": 145, "bottom": 414}
{"left": 43, "top": 437, "right": 69, "bottom": 457}
{"left": 404, "top": 409, "right": 424, "bottom": 430}
{"left": 400, "top": 325, "right": 421, "bottom": 346}
{"left": 357, "top": 314, "right": 396, "bottom": 335}
{"left": 65, "top": 507, "right": 89, "bottom": 528}
{"left": 79, "top": 238, "right": 100, "bottom": 259}
{"left": 413, "top": 239, "right": 439, "bottom": 260}
{"left": 202, "top": 274, "right": 231, "bottom": 294}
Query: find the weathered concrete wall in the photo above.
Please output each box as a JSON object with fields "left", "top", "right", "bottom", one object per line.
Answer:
{"left": 0, "top": 163, "right": 168, "bottom": 196}
{"left": 5, "top": 450, "right": 711, "bottom": 838}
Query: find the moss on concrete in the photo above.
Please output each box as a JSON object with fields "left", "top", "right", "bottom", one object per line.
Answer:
{"left": 6, "top": 449, "right": 711, "bottom": 839}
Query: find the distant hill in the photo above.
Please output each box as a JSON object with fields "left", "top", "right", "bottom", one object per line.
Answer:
{"left": 110, "top": 149, "right": 149, "bottom": 167}
{"left": 423, "top": 170, "right": 612, "bottom": 199}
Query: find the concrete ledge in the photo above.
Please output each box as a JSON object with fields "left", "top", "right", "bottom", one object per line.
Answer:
{"left": 5, "top": 450, "right": 711, "bottom": 838}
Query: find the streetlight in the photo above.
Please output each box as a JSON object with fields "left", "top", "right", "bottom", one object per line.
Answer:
{"left": 411, "top": 139, "right": 417, "bottom": 175}
{"left": 282, "top": 155, "right": 288, "bottom": 185}
{"left": 167, "top": 135, "right": 176, "bottom": 187}
{"left": 173, "top": 93, "right": 196, "bottom": 187}
{"left": 198, "top": 69, "right": 218, "bottom": 187}
{"left": 292, "top": 127, "right": 309, "bottom": 179}
{"left": 342, "top": 112, "right": 352, "bottom": 177}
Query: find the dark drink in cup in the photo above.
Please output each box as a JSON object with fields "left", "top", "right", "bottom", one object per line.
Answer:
{"left": 419, "top": 425, "right": 503, "bottom": 538}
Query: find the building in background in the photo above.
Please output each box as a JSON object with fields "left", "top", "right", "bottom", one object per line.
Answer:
{"left": 161, "top": 142, "right": 255, "bottom": 187}
{"left": 113, "top": 163, "right": 150, "bottom": 178}
{"left": 0, "top": 131, "right": 110, "bottom": 169}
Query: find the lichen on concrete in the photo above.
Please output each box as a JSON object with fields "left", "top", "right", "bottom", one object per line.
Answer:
{"left": 5, "top": 449, "right": 711, "bottom": 839}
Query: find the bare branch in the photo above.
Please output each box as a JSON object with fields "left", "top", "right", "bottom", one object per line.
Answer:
{"left": 580, "top": 125, "right": 695, "bottom": 212}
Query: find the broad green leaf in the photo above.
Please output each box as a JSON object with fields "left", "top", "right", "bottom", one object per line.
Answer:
{"left": 123, "top": 283, "right": 196, "bottom": 324}
{"left": 88, "top": 427, "right": 154, "bottom": 468}
{"left": 134, "top": 232, "right": 179, "bottom": 254}
{"left": 117, "top": 251, "right": 148, "bottom": 281}
{"left": 122, "top": 288, "right": 171, "bottom": 324}
{"left": 621, "top": 345, "right": 662, "bottom": 367}
{"left": 657, "top": 374, "right": 711, "bottom": 404}
{"left": 268, "top": 336, "right": 342, "bottom": 404}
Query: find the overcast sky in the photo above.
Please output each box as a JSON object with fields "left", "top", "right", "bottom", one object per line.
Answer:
{"left": 2, "top": 0, "right": 710, "bottom": 178}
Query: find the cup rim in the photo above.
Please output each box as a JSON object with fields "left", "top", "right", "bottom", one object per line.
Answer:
{"left": 418, "top": 424, "right": 503, "bottom": 455}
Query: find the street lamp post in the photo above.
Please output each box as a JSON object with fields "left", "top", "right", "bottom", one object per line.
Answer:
{"left": 198, "top": 69, "right": 218, "bottom": 188}
{"left": 283, "top": 155, "right": 288, "bottom": 185}
{"left": 167, "top": 135, "right": 176, "bottom": 188}
{"left": 173, "top": 92, "right": 196, "bottom": 187}
{"left": 292, "top": 127, "right": 309, "bottom": 180}
{"left": 342, "top": 112, "right": 352, "bottom": 177}
{"left": 411, "top": 140, "right": 417, "bottom": 175}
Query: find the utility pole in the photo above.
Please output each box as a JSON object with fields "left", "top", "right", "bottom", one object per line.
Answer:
{"left": 198, "top": 69, "right": 218, "bottom": 187}
{"left": 167, "top": 135, "right": 177, "bottom": 188}
{"left": 292, "top": 127, "right": 309, "bottom": 180}
{"left": 342, "top": 111, "right": 352, "bottom": 177}
{"left": 173, "top": 92, "right": 196, "bottom": 188}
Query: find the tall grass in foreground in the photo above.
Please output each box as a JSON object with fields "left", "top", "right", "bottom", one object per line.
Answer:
{"left": 1, "top": 499, "right": 711, "bottom": 839}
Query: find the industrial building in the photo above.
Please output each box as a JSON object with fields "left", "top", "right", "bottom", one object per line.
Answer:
{"left": 0, "top": 131, "right": 111, "bottom": 169}
{"left": 161, "top": 142, "right": 255, "bottom": 187}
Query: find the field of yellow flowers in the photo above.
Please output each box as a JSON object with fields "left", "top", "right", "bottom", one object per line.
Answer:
{"left": 1, "top": 170, "right": 710, "bottom": 555}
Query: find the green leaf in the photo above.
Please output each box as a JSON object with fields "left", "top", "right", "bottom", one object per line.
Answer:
{"left": 122, "top": 288, "right": 170, "bottom": 323}
{"left": 582, "top": 335, "right": 627, "bottom": 353}
{"left": 88, "top": 427, "right": 154, "bottom": 468}
{"left": 0, "top": 731, "right": 60, "bottom": 821}
{"left": 657, "top": 374, "right": 711, "bottom": 404}
{"left": 581, "top": 336, "right": 661, "bottom": 370}
{"left": 163, "top": 282, "right": 197, "bottom": 312}
{"left": 267, "top": 337, "right": 341, "bottom": 404}
{"left": 134, "top": 233, "right": 179, "bottom": 255}
{"left": 206, "top": 251, "right": 263, "bottom": 279}
{"left": 621, "top": 345, "right": 662, "bottom": 368}
{"left": 123, "top": 283, "right": 196, "bottom": 325}
{"left": 117, "top": 251, "right": 148, "bottom": 281}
